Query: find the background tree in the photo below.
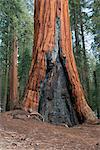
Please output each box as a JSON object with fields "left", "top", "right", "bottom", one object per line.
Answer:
{"left": 69, "top": 0, "right": 91, "bottom": 100}
{"left": 0, "top": 50, "right": 1, "bottom": 111}
{"left": 90, "top": 0, "right": 100, "bottom": 118}
{"left": 0, "top": 0, "right": 33, "bottom": 111}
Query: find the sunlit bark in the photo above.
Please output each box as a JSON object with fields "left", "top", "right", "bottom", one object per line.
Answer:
{"left": 23, "top": 0, "right": 96, "bottom": 124}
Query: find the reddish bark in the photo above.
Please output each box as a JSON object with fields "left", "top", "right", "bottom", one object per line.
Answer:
{"left": 9, "top": 34, "right": 19, "bottom": 110}
{"left": 23, "top": 0, "right": 96, "bottom": 123}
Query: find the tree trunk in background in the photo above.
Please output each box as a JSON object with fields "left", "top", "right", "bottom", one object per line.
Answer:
{"left": 93, "top": 71, "right": 100, "bottom": 119}
{"left": 0, "top": 68, "right": 2, "bottom": 112}
{"left": 9, "top": 34, "right": 19, "bottom": 110}
{"left": 71, "top": 0, "right": 83, "bottom": 83}
{"left": 3, "top": 47, "right": 9, "bottom": 112}
{"left": 3, "top": 25, "right": 10, "bottom": 112}
{"left": 23, "top": 0, "right": 96, "bottom": 126}
{"left": 79, "top": 4, "right": 90, "bottom": 100}
{"left": 71, "top": 0, "right": 80, "bottom": 55}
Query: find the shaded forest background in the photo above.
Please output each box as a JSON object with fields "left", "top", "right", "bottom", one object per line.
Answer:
{"left": 0, "top": 0, "right": 100, "bottom": 118}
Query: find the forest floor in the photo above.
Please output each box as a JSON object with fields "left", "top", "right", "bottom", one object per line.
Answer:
{"left": 0, "top": 110, "right": 100, "bottom": 150}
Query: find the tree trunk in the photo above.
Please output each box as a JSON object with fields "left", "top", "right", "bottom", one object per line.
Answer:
{"left": 93, "top": 71, "right": 100, "bottom": 119}
{"left": 3, "top": 66, "right": 9, "bottom": 112}
{"left": 0, "top": 68, "right": 2, "bottom": 112}
{"left": 3, "top": 25, "right": 10, "bottom": 112}
{"left": 71, "top": 0, "right": 80, "bottom": 55}
{"left": 9, "top": 34, "right": 19, "bottom": 110}
{"left": 71, "top": 0, "right": 83, "bottom": 85}
{"left": 3, "top": 43, "right": 9, "bottom": 112}
{"left": 23, "top": 0, "right": 96, "bottom": 125}
{"left": 79, "top": 4, "right": 90, "bottom": 100}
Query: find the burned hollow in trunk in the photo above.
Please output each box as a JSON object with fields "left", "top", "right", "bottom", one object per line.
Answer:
{"left": 39, "top": 17, "right": 78, "bottom": 126}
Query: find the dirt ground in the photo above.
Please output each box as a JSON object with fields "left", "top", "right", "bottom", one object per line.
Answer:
{"left": 0, "top": 110, "right": 100, "bottom": 150}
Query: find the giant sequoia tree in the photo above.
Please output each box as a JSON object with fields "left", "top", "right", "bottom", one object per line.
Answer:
{"left": 23, "top": 0, "right": 96, "bottom": 126}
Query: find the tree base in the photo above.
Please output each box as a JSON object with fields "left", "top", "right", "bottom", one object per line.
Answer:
{"left": 39, "top": 54, "right": 79, "bottom": 127}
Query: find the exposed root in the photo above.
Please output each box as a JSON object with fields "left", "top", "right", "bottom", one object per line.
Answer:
{"left": 85, "top": 119, "right": 100, "bottom": 125}
{"left": 28, "top": 111, "right": 44, "bottom": 122}
{"left": 59, "top": 123, "right": 69, "bottom": 128}
{"left": 3, "top": 110, "right": 44, "bottom": 122}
